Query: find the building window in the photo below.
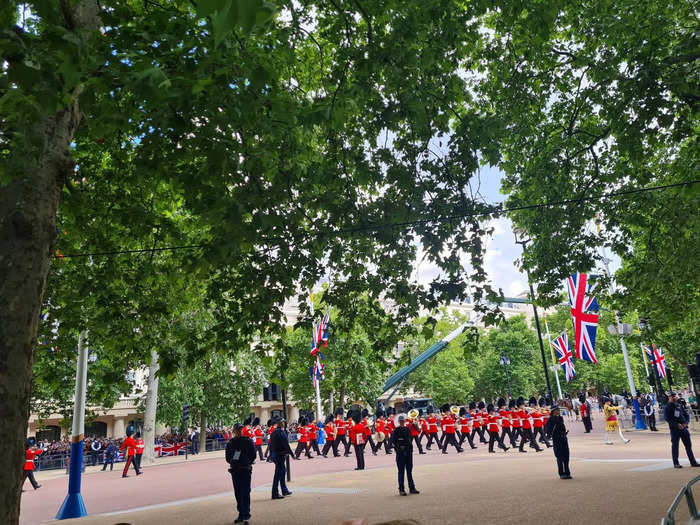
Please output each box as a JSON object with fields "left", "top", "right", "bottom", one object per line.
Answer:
{"left": 263, "top": 384, "right": 280, "bottom": 401}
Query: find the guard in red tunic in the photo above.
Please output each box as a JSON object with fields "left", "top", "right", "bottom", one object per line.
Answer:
{"left": 23, "top": 438, "right": 43, "bottom": 490}
{"left": 294, "top": 416, "right": 313, "bottom": 459}
{"left": 362, "top": 411, "right": 378, "bottom": 456}
{"left": 307, "top": 420, "right": 321, "bottom": 456}
{"left": 120, "top": 429, "right": 141, "bottom": 477}
{"left": 348, "top": 410, "right": 366, "bottom": 470}
{"left": 252, "top": 417, "right": 265, "bottom": 460}
{"left": 457, "top": 407, "right": 476, "bottom": 449}
{"left": 518, "top": 397, "right": 542, "bottom": 452}
{"left": 498, "top": 398, "right": 516, "bottom": 448}
{"left": 486, "top": 404, "right": 509, "bottom": 452}
{"left": 533, "top": 398, "right": 552, "bottom": 448}
{"left": 321, "top": 414, "right": 338, "bottom": 457}
{"left": 134, "top": 432, "right": 145, "bottom": 472}
{"left": 440, "top": 405, "right": 462, "bottom": 454}
{"left": 264, "top": 419, "right": 275, "bottom": 462}
{"left": 425, "top": 408, "right": 439, "bottom": 450}
{"left": 510, "top": 399, "right": 522, "bottom": 444}
{"left": 407, "top": 413, "right": 424, "bottom": 454}
{"left": 419, "top": 410, "right": 429, "bottom": 449}
{"left": 333, "top": 408, "right": 350, "bottom": 457}
{"left": 383, "top": 408, "right": 395, "bottom": 454}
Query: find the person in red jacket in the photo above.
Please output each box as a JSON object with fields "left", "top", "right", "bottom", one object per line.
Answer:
{"left": 348, "top": 410, "right": 366, "bottom": 470}
{"left": 23, "top": 438, "right": 43, "bottom": 490}
{"left": 133, "top": 432, "right": 145, "bottom": 472}
{"left": 294, "top": 416, "right": 313, "bottom": 459}
{"left": 333, "top": 409, "right": 350, "bottom": 457}
{"left": 252, "top": 417, "right": 265, "bottom": 460}
{"left": 321, "top": 415, "right": 337, "bottom": 457}
{"left": 440, "top": 405, "right": 462, "bottom": 454}
{"left": 533, "top": 399, "right": 552, "bottom": 448}
{"left": 518, "top": 397, "right": 542, "bottom": 453}
{"left": 307, "top": 420, "right": 321, "bottom": 456}
{"left": 407, "top": 413, "right": 424, "bottom": 454}
{"left": 499, "top": 398, "right": 516, "bottom": 448}
{"left": 457, "top": 407, "right": 476, "bottom": 449}
{"left": 120, "top": 430, "right": 141, "bottom": 477}
{"left": 425, "top": 409, "right": 439, "bottom": 450}
{"left": 383, "top": 410, "right": 395, "bottom": 454}
{"left": 264, "top": 419, "right": 275, "bottom": 462}
{"left": 486, "top": 404, "right": 509, "bottom": 453}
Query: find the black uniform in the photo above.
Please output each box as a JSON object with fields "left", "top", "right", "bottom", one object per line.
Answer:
{"left": 225, "top": 435, "right": 256, "bottom": 523}
{"left": 391, "top": 425, "right": 417, "bottom": 494}
{"left": 643, "top": 398, "right": 658, "bottom": 431}
{"left": 664, "top": 400, "right": 699, "bottom": 467}
{"left": 545, "top": 412, "right": 571, "bottom": 479}
{"left": 268, "top": 427, "right": 294, "bottom": 498}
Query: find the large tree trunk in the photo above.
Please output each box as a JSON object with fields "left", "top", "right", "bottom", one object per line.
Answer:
{"left": 0, "top": 4, "right": 99, "bottom": 523}
{"left": 142, "top": 349, "right": 160, "bottom": 464}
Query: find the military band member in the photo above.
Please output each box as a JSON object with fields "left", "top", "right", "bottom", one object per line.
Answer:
{"left": 384, "top": 408, "right": 395, "bottom": 453}
{"left": 603, "top": 397, "right": 630, "bottom": 445}
{"left": 348, "top": 410, "right": 366, "bottom": 470}
{"left": 486, "top": 404, "right": 509, "bottom": 453}
{"left": 307, "top": 420, "right": 321, "bottom": 456}
{"left": 532, "top": 399, "right": 551, "bottom": 448}
{"left": 252, "top": 418, "right": 265, "bottom": 460}
{"left": 419, "top": 410, "right": 429, "bottom": 449}
{"left": 134, "top": 432, "right": 145, "bottom": 472}
{"left": 322, "top": 415, "right": 338, "bottom": 457}
{"left": 333, "top": 408, "right": 350, "bottom": 457}
{"left": 294, "top": 416, "right": 313, "bottom": 459}
{"left": 407, "top": 413, "right": 425, "bottom": 454}
{"left": 120, "top": 428, "right": 141, "bottom": 477}
{"left": 457, "top": 407, "right": 476, "bottom": 449}
{"left": 264, "top": 419, "right": 275, "bottom": 461}
{"left": 425, "top": 408, "right": 440, "bottom": 450}
{"left": 440, "top": 406, "right": 463, "bottom": 454}
{"left": 518, "top": 398, "right": 542, "bottom": 452}
{"left": 498, "top": 399, "right": 516, "bottom": 448}
{"left": 510, "top": 399, "right": 522, "bottom": 445}
{"left": 23, "top": 438, "right": 43, "bottom": 490}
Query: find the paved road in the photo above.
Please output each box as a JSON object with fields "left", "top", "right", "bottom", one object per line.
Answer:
{"left": 21, "top": 417, "right": 700, "bottom": 524}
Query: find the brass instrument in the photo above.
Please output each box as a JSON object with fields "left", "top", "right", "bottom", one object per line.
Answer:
{"left": 408, "top": 409, "right": 419, "bottom": 420}
{"left": 450, "top": 405, "right": 460, "bottom": 417}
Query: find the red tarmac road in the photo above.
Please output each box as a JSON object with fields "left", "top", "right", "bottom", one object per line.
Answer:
{"left": 19, "top": 417, "right": 690, "bottom": 524}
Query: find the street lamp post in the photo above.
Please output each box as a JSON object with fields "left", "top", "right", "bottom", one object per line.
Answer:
{"left": 500, "top": 353, "right": 512, "bottom": 399}
{"left": 514, "top": 229, "right": 553, "bottom": 401}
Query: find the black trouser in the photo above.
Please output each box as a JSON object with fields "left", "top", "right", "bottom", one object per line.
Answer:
{"left": 511, "top": 427, "right": 521, "bottom": 444}
{"left": 671, "top": 427, "right": 698, "bottom": 466}
{"left": 582, "top": 416, "right": 592, "bottom": 432}
{"left": 334, "top": 434, "right": 350, "bottom": 456}
{"left": 646, "top": 414, "right": 657, "bottom": 431}
{"left": 310, "top": 439, "right": 321, "bottom": 455}
{"left": 23, "top": 470, "right": 40, "bottom": 489}
{"left": 396, "top": 452, "right": 415, "bottom": 492}
{"left": 322, "top": 440, "right": 335, "bottom": 456}
{"left": 533, "top": 427, "right": 551, "bottom": 447}
{"left": 353, "top": 443, "right": 365, "bottom": 470}
{"left": 519, "top": 428, "right": 541, "bottom": 451}
{"left": 412, "top": 435, "right": 424, "bottom": 453}
{"left": 294, "top": 441, "right": 312, "bottom": 458}
{"left": 255, "top": 445, "right": 264, "bottom": 460}
{"left": 271, "top": 455, "right": 290, "bottom": 497}
{"left": 500, "top": 427, "right": 516, "bottom": 447}
{"left": 425, "top": 433, "right": 439, "bottom": 449}
{"left": 90, "top": 450, "right": 99, "bottom": 466}
{"left": 471, "top": 427, "right": 487, "bottom": 443}
{"left": 553, "top": 439, "right": 570, "bottom": 476}
{"left": 264, "top": 443, "right": 270, "bottom": 458}
{"left": 442, "top": 433, "right": 461, "bottom": 452}
{"left": 459, "top": 429, "right": 475, "bottom": 448}
{"left": 231, "top": 468, "right": 252, "bottom": 520}
{"left": 134, "top": 453, "right": 143, "bottom": 471}
{"left": 122, "top": 455, "right": 140, "bottom": 476}
{"left": 366, "top": 435, "right": 377, "bottom": 454}
{"left": 437, "top": 433, "right": 445, "bottom": 448}
{"left": 383, "top": 436, "right": 393, "bottom": 454}
{"left": 488, "top": 430, "right": 507, "bottom": 452}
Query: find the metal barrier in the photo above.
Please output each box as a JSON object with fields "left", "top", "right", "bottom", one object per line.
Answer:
{"left": 662, "top": 475, "right": 700, "bottom": 525}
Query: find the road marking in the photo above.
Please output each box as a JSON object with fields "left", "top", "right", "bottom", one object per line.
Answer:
{"left": 576, "top": 458, "right": 691, "bottom": 471}
{"left": 64, "top": 492, "right": 233, "bottom": 518}
{"left": 253, "top": 485, "right": 367, "bottom": 494}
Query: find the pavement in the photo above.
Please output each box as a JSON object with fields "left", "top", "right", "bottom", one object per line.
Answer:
{"left": 20, "top": 415, "right": 700, "bottom": 525}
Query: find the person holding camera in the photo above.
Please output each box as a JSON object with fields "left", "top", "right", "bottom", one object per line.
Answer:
{"left": 391, "top": 414, "right": 419, "bottom": 496}
{"left": 226, "top": 423, "right": 257, "bottom": 524}
{"left": 664, "top": 392, "right": 699, "bottom": 468}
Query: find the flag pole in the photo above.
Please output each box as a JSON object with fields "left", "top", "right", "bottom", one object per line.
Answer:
{"left": 545, "top": 319, "right": 563, "bottom": 400}
{"left": 56, "top": 331, "right": 89, "bottom": 519}
{"left": 308, "top": 292, "right": 322, "bottom": 424}
{"left": 640, "top": 342, "right": 652, "bottom": 393}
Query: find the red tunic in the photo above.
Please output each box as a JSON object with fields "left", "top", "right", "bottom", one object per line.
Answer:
{"left": 532, "top": 410, "right": 544, "bottom": 428}
{"left": 135, "top": 438, "right": 145, "bottom": 455}
{"left": 470, "top": 410, "right": 481, "bottom": 428}
{"left": 499, "top": 410, "right": 511, "bottom": 427}
{"left": 120, "top": 436, "right": 137, "bottom": 456}
{"left": 458, "top": 416, "right": 471, "bottom": 433}
{"left": 335, "top": 418, "right": 346, "bottom": 435}
{"left": 349, "top": 423, "right": 366, "bottom": 445}
{"left": 24, "top": 448, "right": 43, "bottom": 471}
{"left": 441, "top": 415, "right": 457, "bottom": 434}
{"left": 511, "top": 410, "right": 522, "bottom": 428}
{"left": 408, "top": 418, "right": 420, "bottom": 437}
{"left": 420, "top": 418, "right": 428, "bottom": 433}
{"left": 487, "top": 414, "right": 500, "bottom": 433}
{"left": 298, "top": 425, "right": 308, "bottom": 443}
{"left": 520, "top": 410, "right": 532, "bottom": 429}
{"left": 580, "top": 403, "right": 588, "bottom": 418}
{"left": 324, "top": 424, "right": 335, "bottom": 441}
{"left": 253, "top": 426, "right": 263, "bottom": 446}
{"left": 427, "top": 415, "right": 439, "bottom": 433}
{"left": 306, "top": 424, "right": 317, "bottom": 441}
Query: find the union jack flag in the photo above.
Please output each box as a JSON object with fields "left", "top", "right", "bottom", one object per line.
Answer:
{"left": 309, "top": 357, "right": 325, "bottom": 388}
{"left": 551, "top": 332, "right": 575, "bottom": 382}
{"left": 645, "top": 344, "right": 668, "bottom": 378}
{"left": 566, "top": 273, "right": 599, "bottom": 363}
{"left": 310, "top": 309, "right": 331, "bottom": 356}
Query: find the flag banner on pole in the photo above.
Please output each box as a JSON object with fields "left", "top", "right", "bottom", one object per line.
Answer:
{"left": 310, "top": 309, "right": 331, "bottom": 356}
{"left": 646, "top": 344, "right": 668, "bottom": 378}
{"left": 551, "top": 332, "right": 576, "bottom": 382}
{"left": 566, "top": 273, "right": 599, "bottom": 363}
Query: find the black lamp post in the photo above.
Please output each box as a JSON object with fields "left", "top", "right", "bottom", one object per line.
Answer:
{"left": 514, "top": 228, "right": 553, "bottom": 401}
{"left": 500, "top": 353, "right": 512, "bottom": 398}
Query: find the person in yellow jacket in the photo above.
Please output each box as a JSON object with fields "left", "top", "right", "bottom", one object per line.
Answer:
{"left": 603, "top": 397, "right": 630, "bottom": 445}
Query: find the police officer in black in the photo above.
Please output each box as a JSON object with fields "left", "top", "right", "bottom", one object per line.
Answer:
{"left": 268, "top": 417, "right": 295, "bottom": 499}
{"left": 545, "top": 405, "right": 571, "bottom": 479}
{"left": 391, "top": 414, "right": 420, "bottom": 496}
{"left": 226, "top": 423, "right": 257, "bottom": 524}
{"left": 664, "top": 392, "right": 700, "bottom": 468}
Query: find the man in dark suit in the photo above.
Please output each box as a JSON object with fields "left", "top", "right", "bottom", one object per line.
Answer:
{"left": 664, "top": 392, "right": 700, "bottom": 468}
{"left": 226, "top": 423, "right": 257, "bottom": 524}
{"left": 391, "top": 414, "right": 419, "bottom": 496}
{"left": 268, "top": 417, "right": 295, "bottom": 500}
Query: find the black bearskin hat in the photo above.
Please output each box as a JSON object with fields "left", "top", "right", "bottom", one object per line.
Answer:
{"left": 267, "top": 419, "right": 273, "bottom": 427}
{"left": 244, "top": 415, "right": 253, "bottom": 426}
{"left": 324, "top": 414, "right": 333, "bottom": 424}
{"left": 528, "top": 396, "right": 537, "bottom": 407}
{"left": 497, "top": 397, "right": 506, "bottom": 408}
{"left": 459, "top": 406, "right": 467, "bottom": 416}
{"left": 253, "top": 417, "right": 260, "bottom": 426}
{"left": 517, "top": 396, "right": 525, "bottom": 407}
{"left": 126, "top": 425, "right": 135, "bottom": 437}
{"left": 602, "top": 396, "right": 612, "bottom": 404}
{"left": 469, "top": 401, "right": 476, "bottom": 410}
{"left": 350, "top": 409, "right": 362, "bottom": 424}
{"left": 418, "top": 409, "right": 424, "bottom": 417}
{"left": 335, "top": 406, "right": 345, "bottom": 416}
{"left": 538, "top": 397, "right": 545, "bottom": 407}
{"left": 298, "top": 415, "right": 307, "bottom": 426}
{"left": 486, "top": 403, "right": 494, "bottom": 413}
{"left": 26, "top": 437, "right": 36, "bottom": 448}
{"left": 508, "top": 399, "right": 516, "bottom": 409}
{"left": 477, "top": 401, "right": 485, "bottom": 409}
{"left": 578, "top": 392, "right": 586, "bottom": 403}
{"left": 361, "top": 408, "right": 369, "bottom": 419}
{"left": 545, "top": 394, "right": 552, "bottom": 406}
{"left": 440, "top": 403, "right": 450, "bottom": 413}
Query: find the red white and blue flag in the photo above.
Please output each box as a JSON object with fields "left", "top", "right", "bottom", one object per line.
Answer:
{"left": 309, "top": 357, "right": 325, "bottom": 388}
{"left": 645, "top": 344, "right": 668, "bottom": 378}
{"left": 551, "top": 332, "right": 575, "bottom": 382}
{"left": 566, "top": 272, "right": 599, "bottom": 364}
{"left": 310, "top": 309, "right": 331, "bottom": 356}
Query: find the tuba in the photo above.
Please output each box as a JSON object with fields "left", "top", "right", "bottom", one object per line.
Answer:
{"left": 450, "top": 405, "right": 461, "bottom": 417}
{"left": 408, "top": 408, "right": 419, "bottom": 420}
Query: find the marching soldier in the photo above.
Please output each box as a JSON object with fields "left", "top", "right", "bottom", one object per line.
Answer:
{"left": 425, "top": 407, "right": 439, "bottom": 450}
{"left": 264, "top": 419, "right": 275, "bottom": 461}
{"left": 120, "top": 428, "right": 141, "bottom": 477}
{"left": 510, "top": 399, "right": 522, "bottom": 445}
{"left": 362, "top": 410, "right": 378, "bottom": 456}
{"left": 307, "top": 419, "right": 321, "bottom": 456}
{"left": 134, "top": 432, "right": 145, "bottom": 472}
{"left": 407, "top": 411, "right": 425, "bottom": 454}
{"left": 333, "top": 408, "right": 350, "bottom": 457}
{"left": 348, "top": 410, "right": 367, "bottom": 470}
{"left": 545, "top": 405, "right": 572, "bottom": 479}
{"left": 486, "top": 404, "right": 509, "bottom": 453}
{"left": 294, "top": 416, "right": 313, "bottom": 459}
{"left": 23, "top": 438, "right": 43, "bottom": 490}
{"left": 518, "top": 398, "right": 542, "bottom": 452}
{"left": 322, "top": 414, "right": 338, "bottom": 457}
{"left": 533, "top": 399, "right": 551, "bottom": 448}
{"left": 252, "top": 418, "right": 265, "bottom": 460}
{"left": 457, "top": 407, "right": 476, "bottom": 449}
{"left": 440, "top": 405, "right": 462, "bottom": 454}
{"left": 384, "top": 408, "right": 395, "bottom": 453}
{"left": 498, "top": 398, "right": 516, "bottom": 448}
